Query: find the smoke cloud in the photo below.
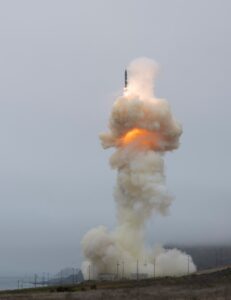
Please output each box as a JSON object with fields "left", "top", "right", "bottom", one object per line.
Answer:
{"left": 81, "top": 57, "right": 196, "bottom": 279}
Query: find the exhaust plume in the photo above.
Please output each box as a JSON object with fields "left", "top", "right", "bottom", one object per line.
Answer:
{"left": 81, "top": 57, "right": 196, "bottom": 279}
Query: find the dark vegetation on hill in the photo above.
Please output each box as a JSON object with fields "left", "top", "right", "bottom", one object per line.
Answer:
{"left": 167, "top": 245, "right": 231, "bottom": 270}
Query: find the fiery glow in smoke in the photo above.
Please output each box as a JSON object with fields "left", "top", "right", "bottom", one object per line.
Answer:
{"left": 81, "top": 57, "right": 196, "bottom": 279}
{"left": 118, "top": 128, "right": 161, "bottom": 150}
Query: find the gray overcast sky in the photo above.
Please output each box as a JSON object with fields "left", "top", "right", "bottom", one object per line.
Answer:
{"left": 0, "top": 0, "right": 230, "bottom": 275}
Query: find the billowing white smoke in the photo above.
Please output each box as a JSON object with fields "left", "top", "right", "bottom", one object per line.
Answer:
{"left": 81, "top": 58, "right": 196, "bottom": 279}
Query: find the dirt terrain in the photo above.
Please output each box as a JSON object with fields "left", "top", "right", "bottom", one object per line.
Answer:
{"left": 0, "top": 267, "right": 230, "bottom": 300}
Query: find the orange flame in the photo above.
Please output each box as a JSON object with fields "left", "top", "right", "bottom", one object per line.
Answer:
{"left": 118, "top": 128, "right": 161, "bottom": 150}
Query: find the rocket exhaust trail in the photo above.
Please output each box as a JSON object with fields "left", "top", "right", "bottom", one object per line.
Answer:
{"left": 81, "top": 57, "right": 196, "bottom": 279}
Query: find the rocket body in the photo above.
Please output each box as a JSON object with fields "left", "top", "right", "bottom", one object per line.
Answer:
{"left": 125, "top": 69, "right": 128, "bottom": 88}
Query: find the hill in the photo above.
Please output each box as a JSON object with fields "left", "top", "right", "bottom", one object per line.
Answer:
{"left": 0, "top": 266, "right": 230, "bottom": 299}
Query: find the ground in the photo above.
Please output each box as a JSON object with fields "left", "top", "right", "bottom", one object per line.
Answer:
{"left": 0, "top": 267, "right": 230, "bottom": 300}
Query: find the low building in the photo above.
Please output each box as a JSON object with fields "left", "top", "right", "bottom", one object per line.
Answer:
{"left": 130, "top": 273, "right": 148, "bottom": 280}
{"left": 98, "top": 273, "right": 116, "bottom": 281}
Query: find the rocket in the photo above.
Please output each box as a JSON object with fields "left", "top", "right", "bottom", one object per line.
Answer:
{"left": 125, "top": 69, "right": 128, "bottom": 88}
